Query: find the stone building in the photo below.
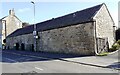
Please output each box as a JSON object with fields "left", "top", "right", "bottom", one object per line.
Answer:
{"left": 6, "top": 3, "right": 115, "bottom": 55}
{"left": 0, "top": 9, "right": 23, "bottom": 45}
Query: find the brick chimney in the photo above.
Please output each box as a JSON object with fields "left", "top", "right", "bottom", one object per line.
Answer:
{"left": 9, "top": 9, "right": 15, "bottom": 15}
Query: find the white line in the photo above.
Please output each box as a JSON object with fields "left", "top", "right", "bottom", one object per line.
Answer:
{"left": 35, "top": 67, "right": 43, "bottom": 71}
{"left": 3, "top": 57, "right": 17, "bottom": 62}
{"left": 28, "top": 55, "right": 49, "bottom": 59}
{"left": 2, "top": 51, "right": 49, "bottom": 60}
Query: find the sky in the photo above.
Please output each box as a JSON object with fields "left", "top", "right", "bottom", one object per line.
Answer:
{"left": 0, "top": 0, "right": 119, "bottom": 27}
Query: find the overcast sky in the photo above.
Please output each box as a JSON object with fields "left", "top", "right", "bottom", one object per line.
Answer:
{"left": 0, "top": 0, "right": 119, "bottom": 27}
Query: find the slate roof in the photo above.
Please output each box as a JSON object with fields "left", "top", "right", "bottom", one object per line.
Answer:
{"left": 7, "top": 3, "right": 103, "bottom": 38}
{"left": 0, "top": 16, "right": 7, "bottom": 20}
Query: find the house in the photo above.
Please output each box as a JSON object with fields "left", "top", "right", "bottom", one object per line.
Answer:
{"left": 0, "top": 9, "right": 23, "bottom": 47}
{"left": 6, "top": 3, "right": 115, "bottom": 55}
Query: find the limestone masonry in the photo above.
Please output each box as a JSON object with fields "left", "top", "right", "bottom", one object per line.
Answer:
{"left": 6, "top": 3, "right": 115, "bottom": 55}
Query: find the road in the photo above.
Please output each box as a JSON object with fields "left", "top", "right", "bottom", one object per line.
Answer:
{"left": 0, "top": 50, "right": 119, "bottom": 73}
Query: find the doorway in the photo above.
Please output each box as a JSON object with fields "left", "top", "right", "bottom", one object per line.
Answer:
{"left": 21, "top": 43, "right": 25, "bottom": 50}
{"left": 15, "top": 43, "right": 19, "bottom": 50}
{"left": 31, "top": 44, "right": 34, "bottom": 51}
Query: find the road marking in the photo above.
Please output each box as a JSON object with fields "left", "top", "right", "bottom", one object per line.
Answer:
{"left": 35, "top": 67, "right": 43, "bottom": 71}
{"left": 3, "top": 57, "right": 17, "bottom": 62}
{"left": 2, "top": 51, "right": 49, "bottom": 60}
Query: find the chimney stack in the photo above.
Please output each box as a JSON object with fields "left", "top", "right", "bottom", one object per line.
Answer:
{"left": 9, "top": 9, "right": 15, "bottom": 15}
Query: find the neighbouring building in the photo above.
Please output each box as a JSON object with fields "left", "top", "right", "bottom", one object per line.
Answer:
{"left": 0, "top": 9, "right": 23, "bottom": 46}
{"left": 6, "top": 3, "right": 115, "bottom": 55}
{"left": 0, "top": 20, "right": 2, "bottom": 49}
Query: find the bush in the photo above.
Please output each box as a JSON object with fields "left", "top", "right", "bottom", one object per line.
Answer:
{"left": 117, "top": 40, "right": 120, "bottom": 45}
{"left": 109, "top": 41, "right": 120, "bottom": 52}
{"left": 116, "top": 40, "right": 120, "bottom": 49}
{"left": 109, "top": 48, "right": 115, "bottom": 52}
{"left": 97, "top": 52, "right": 109, "bottom": 56}
{"left": 113, "top": 43, "right": 118, "bottom": 49}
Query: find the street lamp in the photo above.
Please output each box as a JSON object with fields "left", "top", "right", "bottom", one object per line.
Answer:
{"left": 31, "top": 1, "right": 37, "bottom": 51}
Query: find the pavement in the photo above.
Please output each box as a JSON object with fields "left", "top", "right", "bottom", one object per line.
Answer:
{"left": 1, "top": 49, "right": 120, "bottom": 73}
{"left": 61, "top": 50, "right": 119, "bottom": 70}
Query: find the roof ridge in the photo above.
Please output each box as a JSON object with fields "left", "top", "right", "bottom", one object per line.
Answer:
{"left": 37, "top": 3, "right": 103, "bottom": 25}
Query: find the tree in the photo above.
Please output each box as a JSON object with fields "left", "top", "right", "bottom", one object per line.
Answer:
{"left": 116, "top": 28, "right": 120, "bottom": 41}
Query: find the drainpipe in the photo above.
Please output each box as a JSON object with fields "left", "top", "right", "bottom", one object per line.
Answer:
{"left": 93, "top": 19, "right": 99, "bottom": 55}
{"left": 2, "top": 20, "right": 7, "bottom": 38}
{"left": 2, "top": 20, "right": 6, "bottom": 49}
{"left": 113, "top": 25, "right": 117, "bottom": 42}
{"left": 4, "top": 20, "right": 6, "bottom": 38}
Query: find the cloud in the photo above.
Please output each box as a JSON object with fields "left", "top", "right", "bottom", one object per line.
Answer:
{"left": 17, "top": 8, "right": 31, "bottom": 13}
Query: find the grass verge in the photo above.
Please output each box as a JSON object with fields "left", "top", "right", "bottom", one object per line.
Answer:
{"left": 97, "top": 52, "right": 109, "bottom": 56}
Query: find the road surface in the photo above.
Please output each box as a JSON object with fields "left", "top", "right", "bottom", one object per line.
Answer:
{"left": 0, "top": 50, "right": 119, "bottom": 73}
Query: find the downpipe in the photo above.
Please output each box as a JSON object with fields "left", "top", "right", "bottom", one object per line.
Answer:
{"left": 93, "top": 20, "right": 99, "bottom": 55}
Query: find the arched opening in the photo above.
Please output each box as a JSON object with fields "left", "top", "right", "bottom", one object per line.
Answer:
{"left": 21, "top": 43, "right": 25, "bottom": 50}
{"left": 3, "top": 39, "right": 6, "bottom": 43}
{"left": 15, "top": 43, "right": 19, "bottom": 50}
{"left": 32, "top": 44, "right": 34, "bottom": 51}
{"left": 7, "top": 46, "right": 9, "bottom": 50}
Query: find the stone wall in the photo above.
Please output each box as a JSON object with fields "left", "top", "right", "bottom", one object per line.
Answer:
{"left": 6, "top": 34, "right": 34, "bottom": 50}
{"left": 93, "top": 4, "right": 114, "bottom": 48}
{"left": 37, "top": 23, "right": 95, "bottom": 55}
{"left": 6, "top": 22, "right": 95, "bottom": 55}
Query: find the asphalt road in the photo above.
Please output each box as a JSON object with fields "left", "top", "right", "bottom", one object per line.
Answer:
{"left": 1, "top": 50, "right": 119, "bottom": 73}
{"left": 105, "top": 50, "right": 120, "bottom": 69}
